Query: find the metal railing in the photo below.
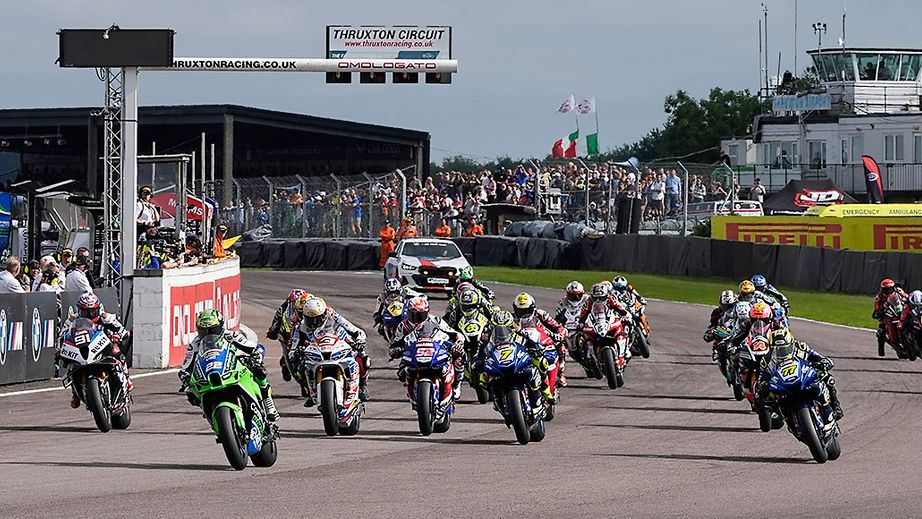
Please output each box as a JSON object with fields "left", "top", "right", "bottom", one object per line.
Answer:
{"left": 728, "top": 162, "right": 922, "bottom": 195}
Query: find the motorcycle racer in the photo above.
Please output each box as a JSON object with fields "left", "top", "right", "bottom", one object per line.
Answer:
{"left": 478, "top": 310, "right": 547, "bottom": 410}
{"left": 514, "top": 292, "right": 569, "bottom": 388}
{"left": 388, "top": 296, "right": 465, "bottom": 400}
{"left": 372, "top": 277, "right": 404, "bottom": 332}
{"left": 266, "top": 288, "right": 309, "bottom": 381}
{"left": 873, "top": 278, "right": 910, "bottom": 353}
{"left": 756, "top": 328, "right": 842, "bottom": 423}
{"left": 179, "top": 309, "right": 279, "bottom": 422}
{"left": 555, "top": 281, "right": 589, "bottom": 362}
{"left": 751, "top": 274, "right": 790, "bottom": 312}
{"left": 444, "top": 283, "right": 494, "bottom": 328}
{"left": 59, "top": 292, "right": 133, "bottom": 409}
{"left": 704, "top": 290, "right": 739, "bottom": 360}
{"left": 291, "top": 297, "right": 370, "bottom": 404}
{"left": 457, "top": 266, "right": 495, "bottom": 303}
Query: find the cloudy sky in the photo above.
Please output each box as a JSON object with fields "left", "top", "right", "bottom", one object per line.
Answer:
{"left": 2, "top": 0, "right": 920, "bottom": 162}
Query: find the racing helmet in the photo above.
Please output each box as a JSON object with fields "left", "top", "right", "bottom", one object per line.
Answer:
{"left": 458, "top": 266, "right": 475, "bottom": 282}
{"left": 293, "top": 292, "right": 313, "bottom": 313}
{"left": 565, "top": 281, "right": 584, "bottom": 302}
{"left": 589, "top": 282, "right": 609, "bottom": 302}
{"left": 490, "top": 310, "right": 516, "bottom": 344}
{"left": 196, "top": 309, "right": 224, "bottom": 338}
{"left": 751, "top": 274, "right": 767, "bottom": 290}
{"left": 881, "top": 278, "right": 896, "bottom": 294}
{"left": 739, "top": 280, "right": 755, "bottom": 296}
{"left": 77, "top": 292, "right": 102, "bottom": 320}
{"left": 384, "top": 277, "right": 401, "bottom": 293}
{"left": 459, "top": 289, "right": 481, "bottom": 317}
{"left": 719, "top": 290, "right": 738, "bottom": 308}
{"left": 301, "top": 297, "right": 328, "bottom": 331}
{"left": 406, "top": 296, "right": 430, "bottom": 325}
{"left": 513, "top": 292, "right": 536, "bottom": 320}
{"left": 770, "top": 329, "right": 795, "bottom": 361}
{"left": 612, "top": 276, "right": 628, "bottom": 292}
{"left": 909, "top": 290, "right": 922, "bottom": 309}
{"left": 749, "top": 301, "right": 773, "bottom": 320}
{"left": 287, "top": 289, "right": 307, "bottom": 304}
{"left": 455, "top": 281, "right": 474, "bottom": 298}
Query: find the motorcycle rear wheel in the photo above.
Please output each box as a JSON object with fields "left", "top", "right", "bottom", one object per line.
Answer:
{"left": 111, "top": 405, "right": 132, "bottom": 430}
{"left": 416, "top": 380, "right": 434, "bottom": 436}
{"left": 251, "top": 437, "right": 278, "bottom": 467}
{"left": 826, "top": 432, "right": 842, "bottom": 461}
{"left": 320, "top": 379, "right": 339, "bottom": 437}
{"left": 506, "top": 389, "right": 530, "bottom": 445}
{"left": 878, "top": 337, "right": 886, "bottom": 357}
{"left": 732, "top": 382, "right": 744, "bottom": 401}
{"left": 433, "top": 411, "right": 451, "bottom": 433}
{"left": 529, "top": 420, "right": 546, "bottom": 442}
{"left": 475, "top": 384, "right": 490, "bottom": 405}
{"left": 340, "top": 412, "right": 361, "bottom": 436}
{"left": 85, "top": 377, "right": 112, "bottom": 433}
{"left": 634, "top": 333, "right": 651, "bottom": 359}
{"left": 757, "top": 407, "right": 772, "bottom": 432}
{"left": 797, "top": 406, "right": 828, "bottom": 464}
{"left": 601, "top": 348, "right": 618, "bottom": 390}
{"left": 545, "top": 403, "right": 556, "bottom": 422}
{"left": 215, "top": 406, "right": 248, "bottom": 470}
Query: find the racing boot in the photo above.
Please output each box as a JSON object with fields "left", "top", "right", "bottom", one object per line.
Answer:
{"left": 827, "top": 378, "right": 844, "bottom": 420}
{"left": 358, "top": 378, "right": 369, "bottom": 402}
{"left": 557, "top": 358, "right": 568, "bottom": 388}
{"left": 357, "top": 350, "right": 370, "bottom": 402}
{"left": 280, "top": 357, "right": 291, "bottom": 382}
{"left": 261, "top": 387, "right": 280, "bottom": 421}
{"left": 303, "top": 393, "right": 315, "bottom": 408}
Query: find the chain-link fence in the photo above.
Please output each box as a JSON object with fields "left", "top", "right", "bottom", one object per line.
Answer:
{"left": 215, "top": 171, "right": 407, "bottom": 239}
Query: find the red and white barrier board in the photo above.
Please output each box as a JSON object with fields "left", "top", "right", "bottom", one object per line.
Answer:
{"left": 131, "top": 257, "right": 240, "bottom": 368}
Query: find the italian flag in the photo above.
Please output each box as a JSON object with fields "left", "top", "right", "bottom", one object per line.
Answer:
{"left": 552, "top": 130, "right": 579, "bottom": 158}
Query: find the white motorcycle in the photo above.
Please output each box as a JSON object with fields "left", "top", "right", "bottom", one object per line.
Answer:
{"left": 301, "top": 332, "right": 364, "bottom": 436}
{"left": 59, "top": 318, "right": 132, "bottom": 432}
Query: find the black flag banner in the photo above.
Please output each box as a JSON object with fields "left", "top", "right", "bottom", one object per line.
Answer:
{"left": 862, "top": 155, "right": 885, "bottom": 204}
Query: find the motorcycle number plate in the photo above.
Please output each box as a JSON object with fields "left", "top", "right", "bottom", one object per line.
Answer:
{"left": 428, "top": 277, "right": 449, "bottom": 285}
{"left": 416, "top": 346, "right": 435, "bottom": 360}
{"left": 88, "top": 333, "right": 110, "bottom": 357}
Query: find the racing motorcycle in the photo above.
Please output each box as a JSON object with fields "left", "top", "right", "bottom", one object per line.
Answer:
{"left": 581, "top": 301, "right": 630, "bottom": 389}
{"left": 762, "top": 355, "right": 842, "bottom": 463}
{"left": 380, "top": 299, "right": 405, "bottom": 345}
{"left": 558, "top": 300, "right": 585, "bottom": 364}
{"left": 59, "top": 318, "right": 132, "bottom": 433}
{"left": 483, "top": 326, "right": 547, "bottom": 445}
{"left": 518, "top": 324, "right": 560, "bottom": 420}
{"left": 301, "top": 333, "right": 364, "bottom": 436}
{"left": 619, "top": 294, "right": 651, "bottom": 359}
{"left": 401, "top": 321, "right": 456, "bottom": 436}
{"left": 877, "top": 293, "right": 917, "bottom": 360}
{"left": 276, "top": 304, "right": 300, "bottom": 383}
{"left": 708, "top": 324, "right": 744, "bottom": 401}
{"left": 458, "top": 309, "right": 490, "bottom": 404}
{"left": 901, "top": 307, "right": 922, "bottom": 361}
{"left": 737, "top": 322, "right": 783, "bottom": 432}
{"left": 185, "top": 334, "right": 278, "bottom": 470}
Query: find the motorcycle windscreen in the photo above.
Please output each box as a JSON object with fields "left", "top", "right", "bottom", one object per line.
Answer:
{"left": 491, "top": 325, "right": 513, "bottom": 345}
{"left": 198, "top": 334, "right": 229, "bottom": 377}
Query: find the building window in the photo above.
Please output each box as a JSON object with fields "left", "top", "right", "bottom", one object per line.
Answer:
{"left": 808, "top": 140, "right": 827, "bottom": 168}
{"left": 727, "top": 144, "right": 739, "bottom": 165}
{"left": 850, "top": 135, "right": 864, "bottom": 162}
{"left": 841, "top": 138, "right": 849, "bottom": 163}
{"left": 885, "top": 134, "right": 905, "bottom": 161}
{"left": 857, "top": 53, "right": 880, "bottom": 80}
{"left": 914, "top": 134, "right": 922, "bottom": 163}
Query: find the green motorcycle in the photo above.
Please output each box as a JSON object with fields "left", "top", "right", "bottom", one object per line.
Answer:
{"left": 187, "top": 334, "right": 279, "bottom": 470}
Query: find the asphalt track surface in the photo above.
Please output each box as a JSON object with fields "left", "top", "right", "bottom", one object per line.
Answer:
{"left": 2, "top": 271, "right": 922, "bottom": 518}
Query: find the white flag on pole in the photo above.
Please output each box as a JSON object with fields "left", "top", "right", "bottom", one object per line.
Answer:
{"left": 557, "top": 94, "right": 575, "bottom": 114}
{"left": 577, "top": 97, "right": 596, "bottom": 115}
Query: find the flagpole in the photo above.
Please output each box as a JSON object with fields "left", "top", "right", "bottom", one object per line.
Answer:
{"left": 594, "top": 99, "right": 600, "bottom": 159}
{"left": 573, "top": 92, "right": 580, "bottom": 156}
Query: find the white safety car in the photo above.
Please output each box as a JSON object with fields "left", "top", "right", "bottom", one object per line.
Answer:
{"left": 383, "top": 238, "right": 471, "bottom": 293}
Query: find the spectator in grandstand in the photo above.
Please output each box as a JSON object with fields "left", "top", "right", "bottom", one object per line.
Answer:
{"left": 0, "top": 256, "right": 26, "bottom": 293}
{"left": 135, "top": 185, "right": 160, "bottom": 236}
{"left": 33, "top": 256, "right": 65, "bottom": 292}
{"left": 36, "top": 264, "right": 64, "bottom": 293}
{"left": 690, "top": 176, "right": 706, "bottom": 203}
{"left": 59, "top": 248, "right": 74, "bottom": 271}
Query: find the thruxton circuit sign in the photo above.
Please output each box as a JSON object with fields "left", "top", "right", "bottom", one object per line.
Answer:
{"left": 153, "top": 57, "right": 457, "bottom": 73}
{"left": 327, "top": 25, "right": 452, "bottom": 59}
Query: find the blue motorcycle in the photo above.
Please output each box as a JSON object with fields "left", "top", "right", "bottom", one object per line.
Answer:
{"left": 765, "top": 354, "right": 842, "bottom": 463}
{"left": 483, "top": 326, "right": 547, "bottom": 445}
{"left": 402, "top": 322, "right": 455, "bottom": 436}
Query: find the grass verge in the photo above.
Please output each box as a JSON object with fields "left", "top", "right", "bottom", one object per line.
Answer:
{"left": 476, "top": 266, "right": 875, "bottom": 330}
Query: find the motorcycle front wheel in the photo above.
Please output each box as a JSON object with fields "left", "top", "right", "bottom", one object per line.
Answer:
{"left": 634, "top": 332, "right": 651, "bottom": 359}
{"left": 601, "top": 348, "right": 618, "bottom": 390}
{"left": 320, "top": 379, "right": 339, "bottom": 437}
{"left": 251, "top": 437, "right": 278, "bottom": 467}
{"left": 215, "top": 406, "right": 248, "bottom": 470}
{"left": 797, "top": 406, "right": 828, "bottom": 464}
{"left": 84, "top": 377, "right": 112, "bottom": 433}
{"left": 506, "top": 388, "right": 530, "bottom": 445}
{"left": 416, "top": 380, "right": 434, "bottom": 436}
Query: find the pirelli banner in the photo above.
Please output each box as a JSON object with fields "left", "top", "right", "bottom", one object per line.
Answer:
{"left": 712, "top": 216, "right": 922, "bottom": 252}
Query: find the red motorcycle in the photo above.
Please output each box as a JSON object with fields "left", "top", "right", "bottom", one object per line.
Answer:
{"left": 878, "top": 293, "right": 917, "bottom": 360}
{"left": 581, "top": 301, "right": 630, "bottom": 389}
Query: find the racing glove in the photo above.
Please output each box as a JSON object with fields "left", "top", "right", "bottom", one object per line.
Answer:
{"left": 265, "top": 328, "right": 278, "bottom": 341}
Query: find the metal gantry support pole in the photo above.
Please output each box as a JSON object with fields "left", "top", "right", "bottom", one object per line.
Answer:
{"left": 331, "top": 174, "right": 342, "bottom": 239}
{"left": 395, "top": 168, "right": 407, "bottom": 223}
{"left": 577, "top": 159, "right": 591, "bottom": 226}
{"left": 297, "top": 175, "right": 308, "bottom": 237}
{"left": 363, "top": 173, "right": 374, "bottom": 239}
{"left": 100, "top": 67, "right": 124, "bottom": 289}
{"left": 677, "top": 161, "right": 690, "bottom": 237}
